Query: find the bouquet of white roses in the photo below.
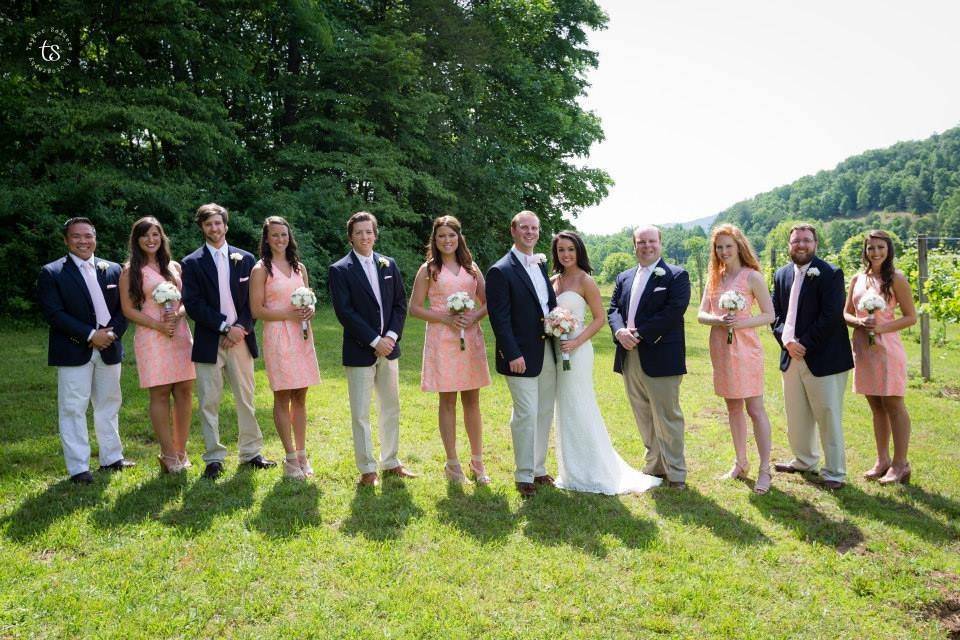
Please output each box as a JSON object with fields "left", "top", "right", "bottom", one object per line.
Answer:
{"left": 290, "top": 286, "right": 317, "bottom": 340}
{"left": 857, "top": 290, "right": 886, "bottom": 346}
{"left": 446, "top": 291, "right": 476, "bottom": 350}
{"left": 544, "top": 307, "right": 580, "bottom": 370}
{"left": 718, "top": 290, "right": 747, "bottom": 344}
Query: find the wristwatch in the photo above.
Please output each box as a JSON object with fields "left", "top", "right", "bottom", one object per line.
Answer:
{"left": 220, "top": 325, "right": 231, "bottom": 336}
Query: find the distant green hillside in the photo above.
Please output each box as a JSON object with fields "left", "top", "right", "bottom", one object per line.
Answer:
{"left": 716, "top": 126, "right": 960, "bottom": 251}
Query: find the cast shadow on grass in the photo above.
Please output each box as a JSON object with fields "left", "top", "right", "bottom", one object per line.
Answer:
{"left": 248, "top": 479, "right": 322, "bottom": 538}
{"left": 341, "top": 476, "right": 424, "bottom": 541}
{"left": 1, "top": 476, "right": 109, "bottom": 542}
{"left": 435, "top": 482, "right": 515, "bottom": 544}
{"left": 749, "top": 487, "right": 864, "bottom": 551}
{"left": 831, "top": 483, "right": 960, "bottom": 543}
{"left": 652, "top": 486, "right": 770, "bottom": 546}
{"left": 518, "top": 488, "right": 659, "bottom": 558}
{"left": 89, "top": 473, "right": 188, "bottom": 529}
{"left": 902, "top": 484, "right": 960, "bottom": 521}
{"left": 159, "top": 467, "right": 256, "bottom": 537}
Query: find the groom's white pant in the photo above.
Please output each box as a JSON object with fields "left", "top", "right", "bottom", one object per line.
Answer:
{"left": 505, "top": 351, "right": 557, "bottom": 483}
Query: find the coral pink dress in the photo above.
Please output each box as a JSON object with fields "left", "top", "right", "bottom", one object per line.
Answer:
{"left": 851, "top": 274, "right": 907, "bottom": 396}
{"left": 420, "top": 264, "right": 491, "bottom": 392}
{"left": 706, "top": 268, "right": 764, "bottom": 399}
{"left": 134, "top": 266, "right": 196, "bottom": 388}
{"left": 260, "top": 262, "right": 321, "bottom": 391}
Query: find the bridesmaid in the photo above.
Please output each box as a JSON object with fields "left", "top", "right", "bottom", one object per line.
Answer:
{"left": 250, "top": 216, "right": 321, "bottom": 481}
{"left": 697, "top": 224, "right": 775, "bottom": 494}
{"left": 843, "top": 230, "right": 916, "bottom": 485}
{"left": 119, "top": 217, "right": 196, "bottom": 473}
{"left": 409, "top": 216, "right": 492, "bottom": 484}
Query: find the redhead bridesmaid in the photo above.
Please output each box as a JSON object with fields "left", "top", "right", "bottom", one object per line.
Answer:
{"left": 119, "top": 217, "right": 196, "bottom": 473}
{"left": 697, "top": 224, "right": 775, "bottom": 494}
{"left": 409, "top": 216, "right": 492, "bottom": 484}
{"left": 250, "top": 216, "right": 321, "bottom": 480}
{"left": 843, "top": 230, "right": 916, "bottom": 485}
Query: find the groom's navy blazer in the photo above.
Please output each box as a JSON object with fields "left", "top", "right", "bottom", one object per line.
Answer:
{"left": 37, "top": 255, "right": 127, "bottom": 366}
{"left": 608, "top": 258, "right": 689, "bottom": 377}
{"left": 181, "top": 244, "right": 258, "bottom": 364}
{"left": 328, "top": 251, "right": 407, "bottom": 367}
{"left": 485, "top": 251, "right": 557, "bottom": 378}
{"left": 771, "top": 255, "right": 853, "bottom": 376}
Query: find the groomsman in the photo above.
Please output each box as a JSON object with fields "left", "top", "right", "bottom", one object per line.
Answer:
{"left": 328, "top": 211, "right": 415, "bottom": 486}
{"left": 181, "top": 203, "right": 275, "bottom": 479}
{"left": 608, "top": 225, "right": 690, "bottom": 488}
{"left": 771, "top": 223, "right": 853, "bottom": 490}
{"left": 486, "top": 210, "right": 558, "bottom": 497}
{"left": 37, "top": 217, "right": 134, "bottom": 483}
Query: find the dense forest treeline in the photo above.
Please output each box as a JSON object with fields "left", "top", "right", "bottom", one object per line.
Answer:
{"left": 1, "top": 0, "right": 611, "bottom": 315}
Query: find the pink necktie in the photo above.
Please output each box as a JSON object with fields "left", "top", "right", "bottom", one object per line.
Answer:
{"left": 216, "top": 250, "right": 238, "bottom": 326}
{"left": 627, "top": 266, "right": 647, "bottom": 329}
{"left": 81, "top": 261, "right": 112, "bottom": 327}
{"left": 781, "top": 265, "right": 804, "bottom": 345}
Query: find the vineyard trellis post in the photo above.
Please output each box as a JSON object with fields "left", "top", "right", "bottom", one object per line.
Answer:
{"left": 917, "top": 234, "right": 931, "bottom": 381}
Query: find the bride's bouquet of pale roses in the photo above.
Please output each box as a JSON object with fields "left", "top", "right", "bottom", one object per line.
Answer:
{"left": 718, "top": 290, "right": 746, "bottom": 344}
{"left": 152, "top": 282, "right": 181, "bottom": 334}
{"left": 290, "top": 286, "right": 317, "bottom": 340}
{"left": 446, "top": 291, "right": 475, "bottom": 350}
{"left": 544, "top": 307, "right": 580, "bottom": 370}
{"left": 857, "top": 290, "right": 886, "bottom": 345}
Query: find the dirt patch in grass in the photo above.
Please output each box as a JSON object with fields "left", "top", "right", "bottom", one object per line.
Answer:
{"left": 919, "top": 572, "right": 960, "bottom": 639}
{"left": 940, "top": 386, "right": 960, "bottom": 401}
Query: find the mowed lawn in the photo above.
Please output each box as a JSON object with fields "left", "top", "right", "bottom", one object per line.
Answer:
{"left": 1, "top": 301, "right": 958, "bottom": 639}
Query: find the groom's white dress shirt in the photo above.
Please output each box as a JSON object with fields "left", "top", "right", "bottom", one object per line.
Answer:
{"left": 353, "top": 250, "right": 398, "bottom": 348}
{"left": 511, "top": 247, "right": 549, "bottom": 316}
{"left": 781, "top": 262, "right": 808, "bottom": 346}
{"left": 70, "top": 253, "right": 112, "bottom": 341}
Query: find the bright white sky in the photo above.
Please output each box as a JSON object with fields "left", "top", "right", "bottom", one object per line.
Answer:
{"left": 572, "top": 0, "right": 960, "bottom": 234}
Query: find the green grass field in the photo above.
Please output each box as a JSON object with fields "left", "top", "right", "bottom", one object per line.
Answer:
{"left": 1, "top": 304, "right": 958, "bottom": 639}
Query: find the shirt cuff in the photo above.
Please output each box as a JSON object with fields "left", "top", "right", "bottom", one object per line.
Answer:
{"left": 369, "top": 336, "right": 381, "bottom": 348}
{"left": 219, "top": 321, "right": 229, "bottom": 333}
{"left": 87, "top": 329, "right": 96, "bottom": 342}
{"left": 385, "top": 331, "right": 398, "bottom": 341}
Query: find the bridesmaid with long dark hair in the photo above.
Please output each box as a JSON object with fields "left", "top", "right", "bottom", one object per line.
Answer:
{"left": 119, "top": 217, "right": 196, "bottom": 473}
{"left": 843, "top": 230, "right": 916, "bottom": 484}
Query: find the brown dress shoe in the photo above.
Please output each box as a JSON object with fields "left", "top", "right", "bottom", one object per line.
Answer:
{"left": 358, "top": 472, "right": 380, "bottom": 487}
{"left": 668, "top": 480, "right": 687, "bottom": 490}
{"left": 817, "top": 479, "right": 844, "bottom": 490}
{"left": 383, "top": 465, "right": 418, "bottom": 479}
{"left": 533, "top": 474, "right": 555, "bottom": 486}
{"left": 515, "top": 482, "right": 537, "bottom": 497}
{"left": 773, "top": 462, "right": 810, "bottom": 474}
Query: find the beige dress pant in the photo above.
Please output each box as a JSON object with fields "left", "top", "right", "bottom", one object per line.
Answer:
{"left": 505, "top": 351, "right": 557, "bottom": 483}
{"left": 781, "top": 357, "right": 848, "bottom": 482}
{"left": 195, "top": 341, "right": 264, "bottom": 464}
{"left": 345, "top": 356, "right": 401, "bottom": 474}
{"left": 622, "top": 354, "right": 686, "bottom": 482}
{"left": 57, "top": 350, "right": 124, "bottom": 475}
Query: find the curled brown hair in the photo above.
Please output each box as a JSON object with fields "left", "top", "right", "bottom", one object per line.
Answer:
{"left": 425, "top": 215, "right": 476, "bottom": 280}
{"left": 862, "top": 229, "right": 895, "bottom": 300}
{"left": 707, "top": 223, "right": 761, "bottom": 294}
{"left": 126, "top": 217, "right": 174, "bottom": 308}
{"left": 259, "top": 216, "right": 301, "bottom": 278}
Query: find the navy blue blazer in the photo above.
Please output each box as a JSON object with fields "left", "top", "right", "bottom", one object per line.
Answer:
{"left": 485, "top": 251, "right": 557, "bottom": 378}
{"left": 771, "top": 256, "right": 853, "bottom": 376}
{"left": 37, "top": 255, "right": 128, "bottom": 366}
{"left": 181, "top": 244, "right": 258, "bottom": 364}
{"left": 328, "top": 251, "right": 407, "bottom": 367}
{"left": 607, "top": 258, "right": 689, "bottom": 377}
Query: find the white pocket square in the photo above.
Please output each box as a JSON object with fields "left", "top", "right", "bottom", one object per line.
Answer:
{"left": 239, "top": 276, "right": 249, "bottom": 283}
{"left": 106, "top": 284, "right": 117, "bottom": 289}
{"left": 384, "top": 275, "right": 393, "bottom": 280}
{"left": 654, "top": 286, "right": 667, "bottom": 292}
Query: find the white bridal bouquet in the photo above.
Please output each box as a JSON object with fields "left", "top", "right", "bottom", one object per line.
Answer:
{"left": 544, "top": 307, "right": 580, "bottom": 371}
{"left": 446, "top": 291, "right": 476, "bottom": 350}
{"left": 857, "top": 290, "right": 886, "bottom": 346}
{"left": 718, "top": 290, "right": 747, "bottom": 344}
{"left": 290, "top": 286, "right": 317, "bottom": 340}
{"left": 152, "top": 282, "right": 181, "bottom": 337}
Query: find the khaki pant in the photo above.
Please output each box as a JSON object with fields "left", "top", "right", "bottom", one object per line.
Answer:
{"left": 622, "top": 354, "right": 686, "bottom": 482}
{"left": 195, "top": 341, "right": 263, "bottom": 463}
{"left": 505, "top": 352, "right": 557, "bottom": 483}
{"left": 345, "top": 357, "right": 401, "bottom": 474}
{"left": 781, "top": 358, "right": 848, "bottom": 482}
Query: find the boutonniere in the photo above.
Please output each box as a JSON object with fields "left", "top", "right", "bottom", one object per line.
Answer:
{"left": 378, "top": 256, "right": 389, "bottom": 269}
{"left": 653, "top": 266, "right": 666, "bottom": 277}
{"left": 806, "top": 267, "right": 820, "bottom": 278}
{"left": 230, "top": 252, "right": 243, "bottom": 263}
{"left": 96, "top": 261, "right": 109, "bottom": 272}
{"left": 533, "top": 253, "right": 547, "bottom": 265}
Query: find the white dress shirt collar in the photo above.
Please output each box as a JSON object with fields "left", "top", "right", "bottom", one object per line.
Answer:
{"left": 69, "top": 253, "right": 97, "bottom": 270}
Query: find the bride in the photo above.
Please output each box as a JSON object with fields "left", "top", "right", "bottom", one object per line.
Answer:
{"left": 550, "top": 231, "right": 662, "bottom": 495}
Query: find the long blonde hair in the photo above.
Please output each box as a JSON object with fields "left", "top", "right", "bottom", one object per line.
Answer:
{"left": 707, "top": 224, "right": 761, "bottom": 293}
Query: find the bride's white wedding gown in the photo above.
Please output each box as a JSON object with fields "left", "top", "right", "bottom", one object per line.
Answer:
{"left": 554, "top": 291, "right": 662, "bottom": 495}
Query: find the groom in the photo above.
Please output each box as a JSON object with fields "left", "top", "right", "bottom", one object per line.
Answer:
{"left": 608, "top": 225, "right": 690, "bottom": 488}
{"left": 486, "top": 210, "right": 558, "bottom": 497}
